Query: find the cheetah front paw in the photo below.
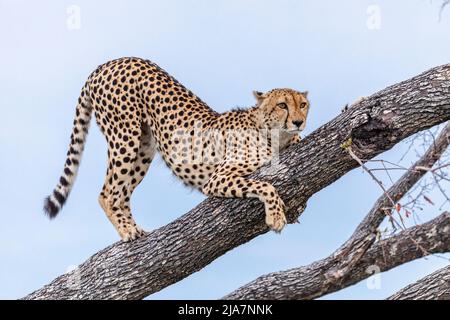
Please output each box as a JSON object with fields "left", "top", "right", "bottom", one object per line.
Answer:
{"left": 120, "top": 224, "right": 147, "bottom": 242}
{"left": 264, "top": 197, "right": 287, "bottom": 233}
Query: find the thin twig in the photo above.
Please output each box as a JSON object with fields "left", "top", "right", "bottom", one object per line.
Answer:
{"left": 348, "top": 147, "right": 407, "bottom": 230}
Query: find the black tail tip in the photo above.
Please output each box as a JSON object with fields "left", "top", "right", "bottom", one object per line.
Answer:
{"left": 44, "top": 196, "right": 59, "bottom": 219}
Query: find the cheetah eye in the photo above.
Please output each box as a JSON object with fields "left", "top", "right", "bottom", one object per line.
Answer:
{"left": 277, "top": 103, "right": 288, "bottom": 109}
{"left": 300, "top": 102, "right": 307, "bottom": 108}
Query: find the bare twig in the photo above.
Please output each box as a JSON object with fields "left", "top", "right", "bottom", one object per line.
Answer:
{"left": 348, "top": 146, "right": 407, "bottom": 230}
{"left": 440, "top": 0, "right": 450, "bottom": 20}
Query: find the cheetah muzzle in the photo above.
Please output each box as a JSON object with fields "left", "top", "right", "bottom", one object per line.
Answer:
{"left": 44, "top": 57, "right": 310, "bottom": 241}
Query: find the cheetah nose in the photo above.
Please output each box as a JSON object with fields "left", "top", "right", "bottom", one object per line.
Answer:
{"left": 293, "top": 120, "right": 303, "bottom": 128}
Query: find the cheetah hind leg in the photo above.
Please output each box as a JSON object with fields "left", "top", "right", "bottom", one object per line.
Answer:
{"left": 120, "top": 123, "right": 157, "bottom": 234}
{"left": 100, "top": 135, "right": 148, "bottom": 241}
{"left": 108, "top": 170, "right": 146, "bottom": 241}
{"left": 98, "top": 165, "right": 142, "bottom": 240}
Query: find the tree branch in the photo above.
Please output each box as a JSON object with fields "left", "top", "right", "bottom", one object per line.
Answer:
{"left": 223, "top": 122, "right": 450, "bottom": 300}
{"left": 388, "top": 265, "right": 450, "bottom": 300}
{"left": 224, "top": 212, "right": 450, "bottom": 300}
{"left": 24, "top": 64, "right": 450, "bottom": 300}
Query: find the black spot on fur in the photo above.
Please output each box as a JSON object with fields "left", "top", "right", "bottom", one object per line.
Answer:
{"left": 59, "top": 176, "right": 69, "bottom": 187}
{"left": 53, "top": 190, "right": 66, "bottom": 205}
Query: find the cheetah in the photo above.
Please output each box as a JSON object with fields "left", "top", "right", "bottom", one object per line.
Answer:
{"left": 44, "top": 57, "right": 310, "bottom": 241}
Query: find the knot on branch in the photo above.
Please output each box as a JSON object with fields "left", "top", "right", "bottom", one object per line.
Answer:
{"left": 350, "top": 109, "right": 399, "bottom": 157}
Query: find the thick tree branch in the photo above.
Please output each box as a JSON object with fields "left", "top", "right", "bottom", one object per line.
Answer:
{"left": 224, "top": 212, "right": 450, "bottom": 299}
{"left": 388, "top": 265, "right": 450, "bottom": 300}
{"left": 24, "top": 64, "right": 450, "bottom": 300}
{"left": 224, "top": 123, "right": 450, "bottom": 299}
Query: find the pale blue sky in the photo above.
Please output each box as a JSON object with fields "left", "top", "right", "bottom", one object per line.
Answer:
{"left": 0, "top": 0, "right": 449, "bottom": 299}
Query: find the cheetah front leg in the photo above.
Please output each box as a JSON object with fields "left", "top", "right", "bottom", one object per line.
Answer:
{"left": 202, "top": 162, "right": 287, "bottom": 232}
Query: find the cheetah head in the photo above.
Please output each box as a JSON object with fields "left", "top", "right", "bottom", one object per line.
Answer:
{"left": 253, "top": 88, "right": 310, "bottom": 133}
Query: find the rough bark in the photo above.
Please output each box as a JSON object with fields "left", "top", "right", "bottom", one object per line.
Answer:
{"left": 224, "top": 213, "right": 450, "bottom": 299}
{"left": 224, "top": 123, "right": 450, "bottom": 299}
{"left": 388, "top": 265, "right": 450, "bottom": 300}
{"left": 24, "top": 64, "right": 450, "bottom": 300}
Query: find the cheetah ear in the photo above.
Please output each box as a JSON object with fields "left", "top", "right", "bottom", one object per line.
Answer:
{"left": 253, "top": 90, "right": 266, "bottom": 105}
{"left": 301, "top": 91, "right": 309, "bottom": 98}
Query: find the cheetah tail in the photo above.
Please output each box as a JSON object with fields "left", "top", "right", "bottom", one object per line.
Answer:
{"left": 44, "top": 83, "right": 93, "bottom": 218}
